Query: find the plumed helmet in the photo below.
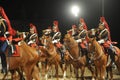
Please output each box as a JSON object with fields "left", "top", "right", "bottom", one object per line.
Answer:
{"left": 53, "top": 20, "right": 59, "bottom": 32}
{"left": 53, "top": 20, "right": 58, "bottom": 26}
{"left": 29, "top": 23, "right": 37, "bottom": 33}
{"left": 99, "top": 16, "right": 111, "bottom": 41}
{"left": 0, "top": 6, "right": 16, "bottom": 36}
{"left": 79, "top": 18, "right": 88, "bottom": 30}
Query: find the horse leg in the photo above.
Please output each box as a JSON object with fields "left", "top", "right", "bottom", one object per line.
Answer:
{"left": 100, "top": 66, "right": 106, "bottom": 80}
{"left": 80, "top": 66, "right": 85, "bottom": 80}
{"left": 109, "top": 66, "right": 113, "bottom": 80}
{"left": 10, "top": 70, "right": 18, "bottom": 80}
{"left": 45, "top": 64, "right": 49, "bottom": 80}
{"left": 116, "top": 57, "right": 120, "bottom": 74}
{"left": 74, "top": 68, "right": 79, "bottom": 80}
{"left": 55, "top": 64, "right": 59, "bottom": 80}
{"left": 95, "top": 66, "right": 99, "bottom": 80}
{"left": 32, "top": 65, "right": 40, "bottom": 80}
{"left": 63, "top": 63, "right": 68, "bottom": 79}
{"left": 70, "top": 64, "right": 73, "bottom": 78}
{"left": 106, "top": 67, "right": 109, "bottom": 80}
{"left": 17, "top": 68, "right": 25, "bottom": 80}
{"left": 24, "top": 65, "right": 33, "bottom": 80}
{"left": 88, "top": 65, "right": 95, "bottom": 80}
{"left": 2, "top": 72, "right": 8, "bottom": 80}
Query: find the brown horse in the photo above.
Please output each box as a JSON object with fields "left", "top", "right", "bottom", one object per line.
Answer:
{"left": 88, "top": 37, "right": 120, "bottom": 80}
{"left": 88, "top": 28, "right": 120, "bottom": 80}
{"left": 2, "top": 41, "right": 40, "bottom": 80}
{"left": 40, "top": 35, "right": 64, "bottom": 80}
{"left": 63, "top": 33, "right": 95, "bottom": 80}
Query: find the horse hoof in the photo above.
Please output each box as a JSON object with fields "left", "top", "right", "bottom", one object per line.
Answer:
{"left": 92, "top": 78, "right": 95, "bottom": 80}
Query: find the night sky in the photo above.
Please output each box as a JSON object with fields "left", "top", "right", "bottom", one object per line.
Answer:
{"left": 0, "top": 0, "right": 120, "bottom": 46}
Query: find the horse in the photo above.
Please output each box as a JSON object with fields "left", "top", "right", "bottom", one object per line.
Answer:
{"left": 63, "top": 33, "right": 95, "bottom": 80}
{"left": 87, "top": 28, "right": 120, "bottom": 80}
{"left": 40, "top": 35, "right": 65, "bottom": 80}
{"left": 2, "top": 41, "right": 41, "bottom": 80}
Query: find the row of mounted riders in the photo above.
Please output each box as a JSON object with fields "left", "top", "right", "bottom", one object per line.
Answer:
{"left": 0, "top": 6, "right": 120, "bottom": 79}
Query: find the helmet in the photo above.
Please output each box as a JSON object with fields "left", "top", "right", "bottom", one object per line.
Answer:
{"left": 53, "top": 20, "right": 58, "bottom": 26}
{"left": 29, "top": 23, "right": 37, "bottom": 33}
{"left": 53, "top": 20, "right": 59, "bottom": 32}
{"left": 79, "top": 18, "right": 88, "bottom": 30}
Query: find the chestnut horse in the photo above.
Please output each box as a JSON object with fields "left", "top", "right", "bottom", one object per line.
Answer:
{"left": 88, "top": 28, "right": 120, "bottom": 80}
{"left": 2, "top": 41, "right": 40, "bottom": 80}
{"left": 88, "top": 37, "right": 120, "bottom": 80}
{"left": 40, "top": 35, "right": 64, "bottom": 80}
{"left": 63, "top": 33, "right": 95, "bottom": 80}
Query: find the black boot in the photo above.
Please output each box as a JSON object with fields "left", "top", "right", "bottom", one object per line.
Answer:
{"left": 0, "top": 53, "right": 7, "bottom": 74}
{"left": 109, "top": 49, "right": 116, "bottom": 69}
{"left": 86, "top": 54, "right": 92, "bottom": 64}
{"left": 59, "top": 48, "right": 65, "bottom": 64}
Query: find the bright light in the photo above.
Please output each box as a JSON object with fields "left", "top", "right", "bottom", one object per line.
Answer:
{"left": 71, "top": 5, "right": 80, "bottom": 17}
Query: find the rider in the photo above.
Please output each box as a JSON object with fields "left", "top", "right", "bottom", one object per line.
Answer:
{"left": 25, "top": 23, "right": 39, "bottom": 48}
{"left": 71, "top": 25, "right": 78, "bottom": 39}
{"left": 77, "top": 18, "right": 91, "bottom": 64}
{"left": 97, "top": 16, "right": 116, "bottom": 68}
{"left": 51, "top": 20, "right": 65, "bottom": 64}
{"left": 0, "top": 6, "right": 16, "bottom": 73}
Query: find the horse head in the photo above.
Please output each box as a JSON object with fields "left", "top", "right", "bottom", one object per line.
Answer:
{"left": 64, "top": 33, "right": 76, "bottom": 45}
{"left": 87, "top": 36, "right": 104, "bottom": 61}
{"left": 40, "top": 34, "right": 52, "bottom": 46}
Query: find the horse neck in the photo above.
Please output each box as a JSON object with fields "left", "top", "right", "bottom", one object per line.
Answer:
{"left": 66, "top": 39, "right": 80, "bottom": 59}
{"left": 47, "top": 42, "right": 57, "bottom": 56}
{"left": 93, "top": 39, "right": 104, "bottom": 56}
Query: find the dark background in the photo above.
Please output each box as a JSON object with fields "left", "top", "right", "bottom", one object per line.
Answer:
{"left": 0, "top": 0, "right": 120, "bottom": 46}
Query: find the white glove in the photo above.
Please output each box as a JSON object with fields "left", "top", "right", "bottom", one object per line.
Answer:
{"left": 28, "top": 40, "right": 34, "bottom": 45}
{"left": 52, "top": 40, "right": 58, "bottom": 43}
{"left": 98, "top": 39, "right": 105, "bottom": 44}
{"left": 76, "top": 39, "right": 82, "bottom": 43}
{"left": 5, "top": 31, "right": 10, "bottom": 35}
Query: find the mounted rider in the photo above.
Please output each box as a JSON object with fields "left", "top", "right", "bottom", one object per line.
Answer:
{"left": 0, "top": 6, "right": 17, "bottom": 73}
{"left": 97, "top": 16, "right": 116, "bottom": 68}
{"left": 51, "top": 20, "right": 65, "bottom": 64}
{"left": 77, "top": 18, "right": 91, "bottom": 64}
{"left": 25, "top": 23, "right": 39, "bottom": 48}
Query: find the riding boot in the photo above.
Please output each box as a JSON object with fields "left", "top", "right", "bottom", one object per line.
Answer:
{"left": 83, "top": 48, "right": 92, "bottom": 64}
{"left": 0, "top": 53, "right": 7, "bottom": 74}
{"left": 59, "top": 47, "right": 65, "bottom": 64}
{"left": 109, "top": 48, "right": 116, "bottom": 69}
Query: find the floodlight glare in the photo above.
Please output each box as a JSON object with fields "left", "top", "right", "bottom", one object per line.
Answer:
{"left": 71, "top": 6, "right": 80, "bottom": 17}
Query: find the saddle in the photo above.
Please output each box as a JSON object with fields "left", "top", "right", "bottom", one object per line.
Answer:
{"left": 102, "top": 41, "right": 119, "bottom": 55}
{"left": 7, "top": 44, "right": 20, "bottom": 57}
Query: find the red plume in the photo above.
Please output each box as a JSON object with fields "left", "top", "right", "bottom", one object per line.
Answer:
{"left": 29, "top": 23, "right": 37, "bottom": 33}
{"left": 79, "top": 18, "right": 88, "bottom": 30}
{"left": 0, "top": 6, "right": 16, "bottom": 36}
{"left": 100, "top": 16, "right": 111, "bottom": 41}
